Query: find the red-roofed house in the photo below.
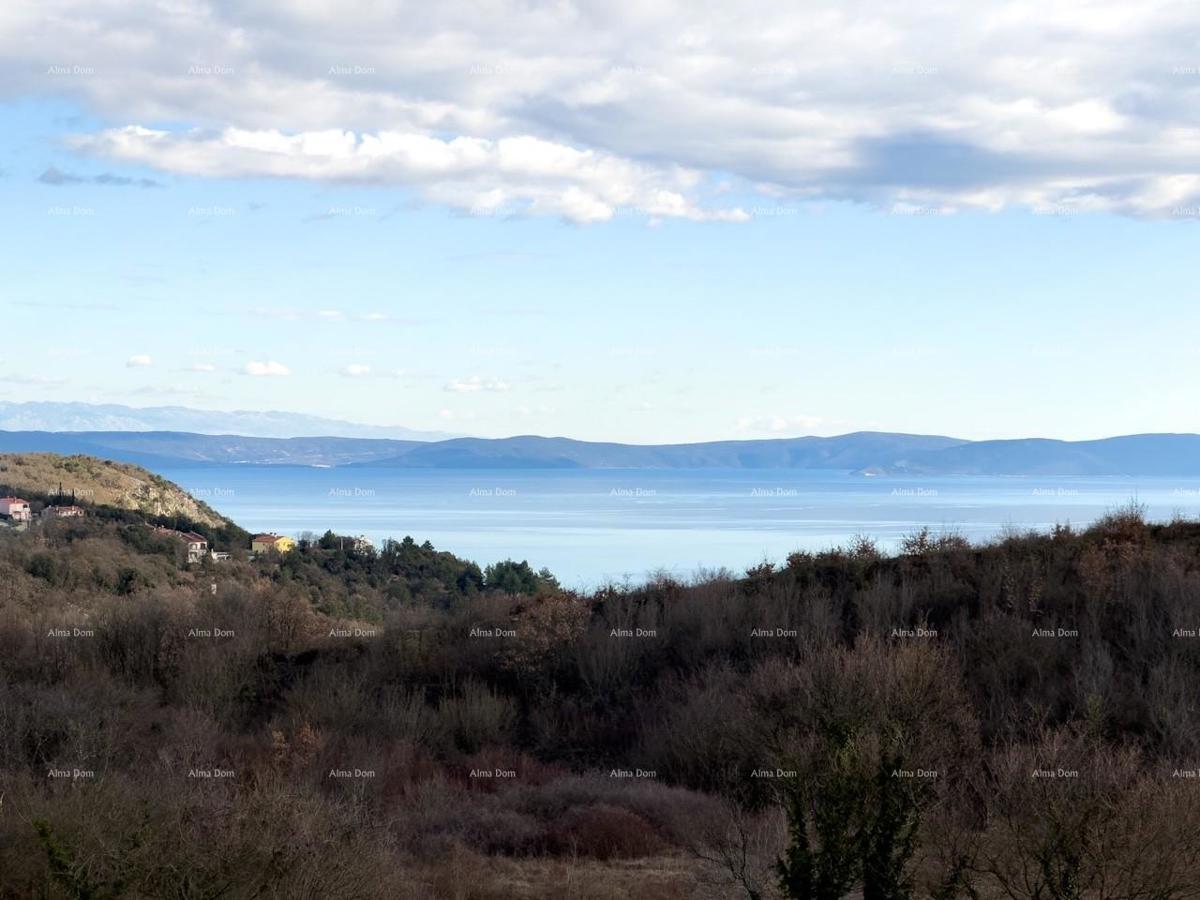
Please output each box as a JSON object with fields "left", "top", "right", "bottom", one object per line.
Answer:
{"left": 0, "top": 497, "right": 31, "bottom": 523}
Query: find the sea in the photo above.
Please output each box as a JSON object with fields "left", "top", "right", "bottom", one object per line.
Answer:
{"left": 155, "top": 466, "right": 1200, "bottom": 590}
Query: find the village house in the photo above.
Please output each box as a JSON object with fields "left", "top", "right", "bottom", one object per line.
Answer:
{"left": 153, "top": 526, "right": 209, "bottom": 564}
{"left": 42, "top": 505, "right": 86, "bottom": 519}
{"left": 0, "top": 497, "right": 32, "bottom": 523}
{"left": 251, "top": 533, "right": 295, "bottom": 556}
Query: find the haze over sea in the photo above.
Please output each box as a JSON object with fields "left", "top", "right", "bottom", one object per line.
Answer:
{"left": 155, "top": 466, "right": 1200, "bottom": 588}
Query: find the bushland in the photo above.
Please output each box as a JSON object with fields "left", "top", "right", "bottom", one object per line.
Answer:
{"left": 3, "top": 504, "right": 1200, "bottom": 897}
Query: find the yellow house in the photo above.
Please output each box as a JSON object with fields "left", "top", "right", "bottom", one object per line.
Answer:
{"left": 251, "top": 533, "right": 295, "bottom": 555}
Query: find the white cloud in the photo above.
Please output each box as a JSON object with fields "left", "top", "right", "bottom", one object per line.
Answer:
{"left": 317, "top": 309, "right": 344, "bottom": 320}
{"left": 187, "top": 362, "right": 217, "bottom": 372}
{"left": 242, "top": 360, "right": 291, "bottom": 376}
{"left": 126, "top": 354, "right": 153, "bottom": 368}
{"left": 9, "top": 0, "right": 1200, "bottom": 216}
{"left": 735, "top": 414, "right": 830, "bottom": 435}
{"left": 73, "top": 126, "right": 746, "bottom": 224}
{"left": 339, "top": 363, "right": 371, "bottom": 377}
{"left": 444, "top": 375, "right": 511, "bottom": 393}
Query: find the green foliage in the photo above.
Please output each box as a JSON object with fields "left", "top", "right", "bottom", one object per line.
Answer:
{"left": 115, "top": 566, "right": 144, "bottom": 596}
{"left": 776, "top": 790, "right": 816, "bottom": 899}
{"left": 775, "top": 686, "right": 937, "bottom": 900}
{"left": 861, "top": 752, "right": 920, "bottom": 900}
{"left": 33, "top": 817, "right": 151, "bottom": 900}
{"left": 26, "top": 552, "right": 58, "bottom": 583}
{"left": 35, "top": 820, "right": 108, "bottom": 900}
{"left": 484, "top": 558, "right": 559, "bottom": 595}
{"left": 777, "top": 751, "right": 924, "bottom": 900}
{"left": 776, "top": 731, "right": 869, "bottom": 900}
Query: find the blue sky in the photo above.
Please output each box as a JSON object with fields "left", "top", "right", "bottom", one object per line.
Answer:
{"left": 3, "top": 3, "right": 1200, "bottom": 443}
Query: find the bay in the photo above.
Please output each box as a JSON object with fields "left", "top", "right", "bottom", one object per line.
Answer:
{"left": 156, "top": 466, "right": 1200, "bottom": 589}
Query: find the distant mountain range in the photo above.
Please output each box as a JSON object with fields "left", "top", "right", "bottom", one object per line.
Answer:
{"left": 0, "top": 402, "right": 458, "bottom": 441}
{"left": 2, "top": 428, "right": 1200, "bottom": 475}
{"left": 0, "top": 430, "right": 420, "bottom": 467}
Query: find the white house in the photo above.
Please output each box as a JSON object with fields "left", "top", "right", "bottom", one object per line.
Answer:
{"left": 0, "top": 497, "right": 32, "bottom": 523}
{"left": 154, "top": 526, "right": 209, "bottom": 563}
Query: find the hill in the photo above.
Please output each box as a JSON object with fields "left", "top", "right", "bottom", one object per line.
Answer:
{"left": 873, "top": 432, "right": 1200, "bottom": 475}
{"left": 0, "top": 452, "right": 227, "bottom": 527}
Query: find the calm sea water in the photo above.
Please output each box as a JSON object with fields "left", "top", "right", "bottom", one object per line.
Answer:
{"left": 156, "top": 466, "right": 1200, "bottom": 589}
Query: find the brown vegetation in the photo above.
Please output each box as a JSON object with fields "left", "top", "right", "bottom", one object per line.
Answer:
{"left": 3, "top": 494, "right": 1200, "bottom": 897}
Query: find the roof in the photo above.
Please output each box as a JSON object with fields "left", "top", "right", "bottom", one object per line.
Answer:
{"left": 0, "top": 497, "right": 29, "bottom": 504}
{"left": 252, "top": 533, "right": 287, "bottom": 542}
{"left": 153, "top": 526, "right": 207, "bottom": 543}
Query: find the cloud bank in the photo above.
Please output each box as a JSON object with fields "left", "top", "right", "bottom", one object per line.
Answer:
{"left": 9, "top": 0, "right": 1200, "bottom": 220}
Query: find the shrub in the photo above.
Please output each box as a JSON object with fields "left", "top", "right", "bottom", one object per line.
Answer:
{"left": 437, "top": 680, "right": 517, "bottom": 754}
{"left": 552, "top": 803, "right": 664, "bottom": 860}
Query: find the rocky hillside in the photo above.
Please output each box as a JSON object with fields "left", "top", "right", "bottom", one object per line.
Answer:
{"left": 0, "top": 452, "right": 226, "bottom": 527}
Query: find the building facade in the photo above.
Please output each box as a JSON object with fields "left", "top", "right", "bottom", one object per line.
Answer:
{"left": 251, "top": 533, "right": 296, "bottom": 555}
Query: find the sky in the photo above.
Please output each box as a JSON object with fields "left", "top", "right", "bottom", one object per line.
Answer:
{"left": 3, "top": 1, "right": 1200, "bottom": 444}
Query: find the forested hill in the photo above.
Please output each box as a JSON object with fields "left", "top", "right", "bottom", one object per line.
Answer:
{"left": 0, "top": 452, "right": 554, "bottom": 611}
